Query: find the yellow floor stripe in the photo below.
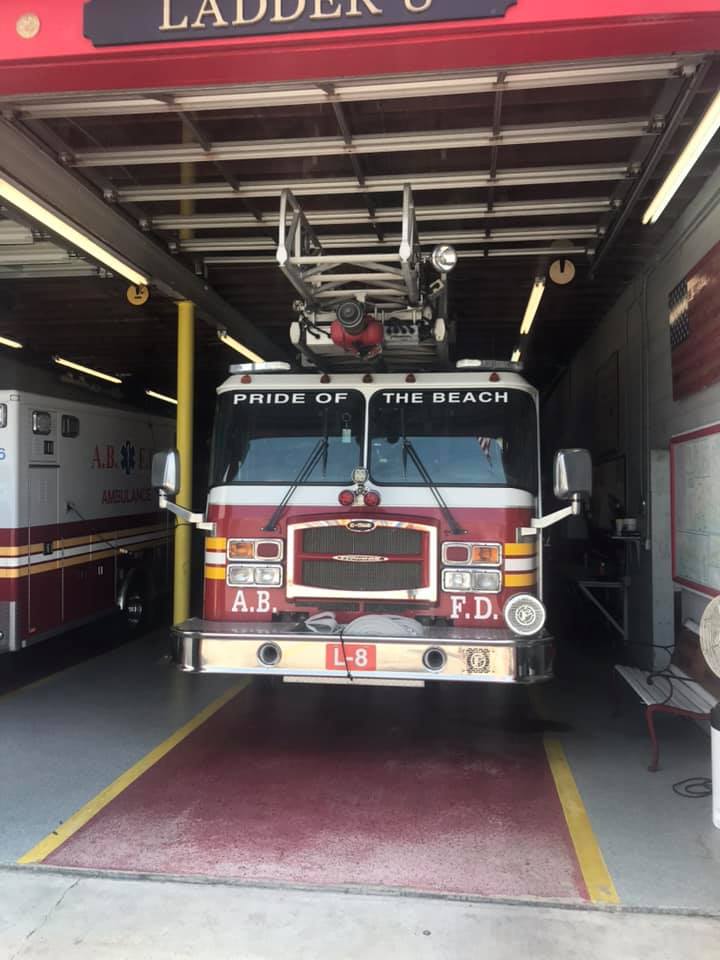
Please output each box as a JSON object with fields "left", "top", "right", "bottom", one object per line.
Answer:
{"left": 544, "top": 738, "right": 619, "bottom": 905}
{"left": 17, "top": 680, "right": 249, "bottom": 865}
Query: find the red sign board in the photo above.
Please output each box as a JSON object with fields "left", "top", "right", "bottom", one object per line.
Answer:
{"left": 0, "top": 2, "right": 719, "bottom": 97}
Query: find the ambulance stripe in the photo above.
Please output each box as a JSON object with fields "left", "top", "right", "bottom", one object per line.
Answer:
{"left": 0, "top": 535, "right": 171, "bottom": 577}
{"left": 0, "top": 532, "right": 171, "bottom": 570}
{"left": 0, "top": 522, "right": 169, "bottom": 558}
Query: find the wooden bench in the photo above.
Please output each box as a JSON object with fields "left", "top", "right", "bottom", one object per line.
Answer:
{"left": 615, "top": 664, "right": 717, "bottom": 772}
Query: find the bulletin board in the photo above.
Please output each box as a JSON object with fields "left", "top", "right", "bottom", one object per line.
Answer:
{"left": 671, "top": 421, "right": 720, "bottom": 597}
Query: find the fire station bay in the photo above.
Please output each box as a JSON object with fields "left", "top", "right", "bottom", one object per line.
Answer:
{"left": 2, "top": 3, "right": 720, "bottom": 957}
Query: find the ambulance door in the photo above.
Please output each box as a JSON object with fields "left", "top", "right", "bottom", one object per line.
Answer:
{"left": 26, "top": 409, "right": 61, "bottom": 641}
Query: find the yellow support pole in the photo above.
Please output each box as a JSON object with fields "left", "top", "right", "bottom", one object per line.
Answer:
{"left": 174, "top": 300, "right": 195, "bottom": 624}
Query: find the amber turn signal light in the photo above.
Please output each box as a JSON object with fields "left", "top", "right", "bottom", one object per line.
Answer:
{"left": 228, "top": 541, "right": 254, "bottom": 560}
{"left": 471, "top": 544, "right": 501, "bottom": 565}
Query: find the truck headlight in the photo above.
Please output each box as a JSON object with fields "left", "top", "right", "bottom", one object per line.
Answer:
{"left": 471, "top": 570, "right": 501, "bottom": 593}
{"left": 227, "top": 565, "right": 255, "bottom": 586}
{"left": 504, "top": 594, "right": 546, "bottom": 636}
{"left": 255, "top": 566, "right": 283, "bottom": 587}
{"left": 442, "top": 569, "right": 472, "bottom": 591}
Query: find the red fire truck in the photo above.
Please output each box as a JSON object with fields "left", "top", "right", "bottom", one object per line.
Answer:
{"left": 154, "top": 189, "right": 591, "bottom": 685}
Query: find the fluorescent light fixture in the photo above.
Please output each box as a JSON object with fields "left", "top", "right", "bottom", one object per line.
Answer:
{"left": 217, "top": 329, "right": 264, "bottom": 363}
{"left": 519, "top": 279, "right": 546, "bottom": 336}
{"left": 643, "top": 89, "right": 720, "bottom": 225}
{"left": 145, "top": 389, "right": 178, "bottom": 406}
{"left": 511, "top": 349, "right": 521, "bottom": 363}
{"left": 0, "top": 176, "right": 149, "bottom": 286}
{"left": 0, "top": 335, "right": 23, "bottom": 349}
{"left": 53, "top": 356, "right": 122, "bottom": 384}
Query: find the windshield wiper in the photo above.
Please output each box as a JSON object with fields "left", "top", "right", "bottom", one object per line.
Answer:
{"left": 400, "top": 410, "right": 465, "bottom": 535}
{"left": 263, "top": 435, "right": 329, "bottom": 532}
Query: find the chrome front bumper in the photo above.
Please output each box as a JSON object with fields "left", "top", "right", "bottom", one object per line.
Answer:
{"left": 170, "top": 619, "right": 553, "bottom": 684}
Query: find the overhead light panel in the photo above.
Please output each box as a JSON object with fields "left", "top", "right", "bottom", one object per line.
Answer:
{"left": 0, "top": 335, "right": 23, "bottom": 349}
{"left": 217, "top": 330, "right": 264, "bottom": 364}
{"left": 145, "top": 389, "right": 178, "bottom": 406}
{"left": 642, "top": 89, "right": 720, "bottom": 225}
{"left": 53, "top": 356, "right": 122, "bottom": 384}
{"left": 519, "top": 279, "right": 546, "bottom": 336}
{"left": 0, "top": 176, "right": 149, "bottom": 286}
{"left": 511, "top": 349, "right": 521, "bottom": 363}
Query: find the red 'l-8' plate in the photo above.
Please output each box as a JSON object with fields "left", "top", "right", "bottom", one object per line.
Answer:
{"left": 325, "top": 643, "right": 377, "bottom": 671}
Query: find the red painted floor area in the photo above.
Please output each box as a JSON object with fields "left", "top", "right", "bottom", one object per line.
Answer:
{"left": 45, "top": 683, "right": 587, "bottom": 900}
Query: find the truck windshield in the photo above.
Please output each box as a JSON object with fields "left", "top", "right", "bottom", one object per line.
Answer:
{"left": 210, "top": 389, "right": 364, "bottom": 485}
{"left": 369, "top": 388, "right": 538, "bottom": 490}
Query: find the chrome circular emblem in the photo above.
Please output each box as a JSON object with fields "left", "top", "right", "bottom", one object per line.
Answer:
{"left": 504, "top": 594, "right": 546, "bottom": 637}
{"left": 16, "top": 13, "right": 41, "bottom": 39}
{"left": 515, "top": 604, "right": 538, "bottom": 627}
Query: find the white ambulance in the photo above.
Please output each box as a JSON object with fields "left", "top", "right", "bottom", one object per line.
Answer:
{"left": 0, "top": 359, "right": 174, "bottom": 652}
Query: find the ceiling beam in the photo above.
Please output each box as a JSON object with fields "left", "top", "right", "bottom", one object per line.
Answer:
{"left": 71, "top": 119, "right": 652, "bottom": 168}
{"left": 148, "top": 197, "right": 614, "bottom": 231}
{"left": 204, "top": 245, "right": 590, "bottom": 266}
{"left": 115, "top": 164, "right": 630, "bottom": 203}
{"left": 178, "top": 225, "right": 599, "bottom": 253}
{"left": 6, "top": 57, "right": 694, "bottom": 119}
{"left": 0, "top": 117, "right": 284, "bottom": 360}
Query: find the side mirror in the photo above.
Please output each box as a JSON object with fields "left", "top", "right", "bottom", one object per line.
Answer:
{"left": 152, "top": 450, "right": 180, "bottom": 496}
{"left": 554, "top": 449, "right": 592, "bottom": 501}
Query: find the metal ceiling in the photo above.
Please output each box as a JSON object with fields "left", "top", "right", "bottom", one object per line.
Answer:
{"left": 0, "top": 53, "right": 718, "bottom": 395}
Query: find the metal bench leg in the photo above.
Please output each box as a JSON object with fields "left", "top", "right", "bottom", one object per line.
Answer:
{"left": 646, "top": 704, "right": 660, "bottom": 772}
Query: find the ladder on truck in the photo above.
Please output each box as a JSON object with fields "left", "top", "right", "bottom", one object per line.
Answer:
{"left": 277, "top": 185, "right": 451, "bottom": 371}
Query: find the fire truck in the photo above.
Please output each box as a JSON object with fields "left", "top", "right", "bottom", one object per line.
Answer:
{"left": 0, "top": 359, "right": 174, "bottom": 653}
{"left": 154, "top": 188, "right": 591, "bottom": 685}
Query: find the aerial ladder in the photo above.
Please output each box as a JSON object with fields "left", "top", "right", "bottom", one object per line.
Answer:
{"left": 276, "top": 185, "right": 456, "bottom": 371}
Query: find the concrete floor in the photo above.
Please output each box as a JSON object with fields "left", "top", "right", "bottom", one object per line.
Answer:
{"left": 1, "top": 867, "right": 718, "bottom": 960}
{"left": 1, "top": 624, "right": 719, "bottom": 956}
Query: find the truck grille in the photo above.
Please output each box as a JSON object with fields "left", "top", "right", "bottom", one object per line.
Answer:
{"left": 302, "top": 560, "right": 423, "bottom": 592}
{"left": 287, "top": 518, "right": 437, "bottom": 601}
{"left": 302, "top": 526, "right": 421, "bottom": 556}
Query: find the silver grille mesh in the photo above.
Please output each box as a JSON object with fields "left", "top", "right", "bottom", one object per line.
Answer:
{"left": 302, "top": 526, "right": 422, "bottom": 556}
{"left": 301, "top": 560, "right": 423, "bottom": 592}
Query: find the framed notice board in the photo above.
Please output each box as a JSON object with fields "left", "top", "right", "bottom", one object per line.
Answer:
{"left": 671, "top": 421, "right": 720, "bottom": 596}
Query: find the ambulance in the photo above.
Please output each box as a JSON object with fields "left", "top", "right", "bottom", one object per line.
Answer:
{"left": 0, "top": 360, "right": 174, "bottom": 652}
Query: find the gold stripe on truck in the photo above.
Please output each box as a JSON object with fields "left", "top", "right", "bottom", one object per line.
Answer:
{"left": 504, "top": 543, "right": 537, "bottom": 557}
{"left": 204, "top": 565, "right": 226, "bottom": 581}
{"left": 504, "top": 572, "right": 538, "bottom": 588}
{"left": 205, "top": 537, "right": 227, "bottom": 552}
